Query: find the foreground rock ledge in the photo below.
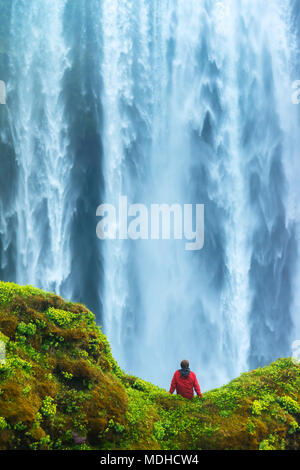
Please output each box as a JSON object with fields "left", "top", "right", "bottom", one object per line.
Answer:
{"left": 0, "top": 281, "right": 299, "bottom": 450}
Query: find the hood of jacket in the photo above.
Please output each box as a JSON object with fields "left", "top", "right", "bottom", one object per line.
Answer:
{"left": 179, "top": 367, "right": 191, "bottom": 378}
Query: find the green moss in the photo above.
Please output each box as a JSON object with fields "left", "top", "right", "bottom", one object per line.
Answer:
{"left": 0, "top": 281, "right": 50, "bottom": 305}
{"left": 0, "top": 281, "right": 299, "bottom": 450}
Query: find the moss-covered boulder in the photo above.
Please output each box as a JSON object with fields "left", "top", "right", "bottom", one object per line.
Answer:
{"left": 0, "top": 281, "right": 299, "bottom": 450}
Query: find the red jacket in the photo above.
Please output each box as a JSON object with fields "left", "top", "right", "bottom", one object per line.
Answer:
{"left": 169, "top": 369, "right": 202, "bottom": 400}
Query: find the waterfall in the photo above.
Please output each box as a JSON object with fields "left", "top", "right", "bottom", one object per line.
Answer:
{"left": 7, "top": 0, "right": 71, "bottom": 292}
{"left": 0, "top": 0, "right": 299, "bottom": 390}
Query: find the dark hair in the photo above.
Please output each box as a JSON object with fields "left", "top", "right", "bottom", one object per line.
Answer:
{"left": 180, "top": 359, "right": 189, "bottom": 369}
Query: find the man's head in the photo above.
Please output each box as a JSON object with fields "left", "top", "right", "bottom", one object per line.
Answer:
{"left": 180, "top": 359, "right": 189, "bottom": 369}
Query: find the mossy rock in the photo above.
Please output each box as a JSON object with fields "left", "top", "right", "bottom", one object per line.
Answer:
{"left": 0, "top": 281, "right": 299, "bottom": 450}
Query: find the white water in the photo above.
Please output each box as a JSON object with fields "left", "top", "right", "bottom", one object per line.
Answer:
{"left": 8, "top": 0, "right": 71, "bottom": 293}
{"left": 100, "top": 0, "right": 299, "bottom": 389}
{"left": 1, "top": 0, "right": 299, "bottom": 390}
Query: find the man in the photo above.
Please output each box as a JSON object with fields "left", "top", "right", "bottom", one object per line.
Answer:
{"left": 169, "top": 359, "right": 202, "bottom": 400}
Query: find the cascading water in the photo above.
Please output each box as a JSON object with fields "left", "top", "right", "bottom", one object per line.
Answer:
{"left": 7, "top": 0, "right": 71, "bottom": 293}
{"left": 0, "top": 0, "right": 299, "bottom": 390}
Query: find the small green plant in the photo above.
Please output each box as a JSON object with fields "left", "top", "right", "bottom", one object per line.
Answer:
{"left": 29, "top": 434, "right": 52, "bottom": 450}
{"left": 14, "top": 422, "right": 27, "bottom": 432}
{"left": 277, "top": 396, "right": 300, "bottom": 415}
{"left": 35, "top": 319, "right": 47, "bottom": 329}
{"left": 219, "top": 410, "right": 232, "bottom": 418}
{"left": 22, "top": 386, "right": 31, "bottom": 396}
{"left": 132, "top": 378, "right": 147, "bottom": 392}
{"left": 40, "top": 396, "right": 57, "bottom": 418}
{"left": 106, "top": 419, "right": 125, "bottom": 434}
{"left": 246, "top": 419, "right": 256, "bottom": 435}
{"left": 0, "top": 417, "right": 8, "bottom": 431}
{"left": 251, "top": 400, "right": 264, "bottom": 416}
{"left": 17, "top": 322, "right": 37, "bottom": 336}
{"left": 259, "top": 434, "right": 277, "bottom": 450}
{"left": 288, "top": 420, "right": 299, "bottom": 434}
{"left": 32, "top": 413, "right": 42, "bottom": 429}
{"left": 154, "top": 421, "right": 165, "bottom": 440}
{"left": 7, "top": 356, "right": 32, "bottom": 374}
{"left": 259, "top": 434, "right": 285, "bottom": 451}
{"left": 61, "top": 371, "right": 73, "bottom": 380}
{"left": 41, "top": 333, "right": 64, "bottom": 350}
{"left": 46, "top": 307, "right": 77, "bottom": 328}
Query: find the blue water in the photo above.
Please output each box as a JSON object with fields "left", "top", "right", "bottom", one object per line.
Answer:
{"left": 1, "top": 0, "right": 300, "bottom": 390}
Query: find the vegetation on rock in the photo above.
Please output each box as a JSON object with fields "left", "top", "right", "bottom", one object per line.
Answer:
{"left": 0, "top": 281, "right": 299, "bottom": 450}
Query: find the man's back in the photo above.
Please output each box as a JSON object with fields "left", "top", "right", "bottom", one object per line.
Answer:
{"left": 169, "top": 367, "right": 202, "bottom": 400}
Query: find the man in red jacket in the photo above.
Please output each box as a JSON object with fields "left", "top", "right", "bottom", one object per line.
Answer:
{"left": 169, "top": 359, "right": 202, "bottom": 400}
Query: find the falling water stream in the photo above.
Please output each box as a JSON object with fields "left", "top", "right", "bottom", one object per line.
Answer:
{"left": 0, "top": 0, "right": 299, "bottom": 389}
